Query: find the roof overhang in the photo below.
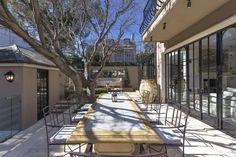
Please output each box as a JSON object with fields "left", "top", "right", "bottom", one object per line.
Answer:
{"left": 0, "top": 63, "right": 59, "bottom": 71}
{"left": 142, "top": 0, "right": 230, "bottom": 42}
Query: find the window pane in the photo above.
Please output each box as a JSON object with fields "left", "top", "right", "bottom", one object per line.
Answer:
{"left": 194, "top": 42, "right": 200, "bottom": 111}
{"left": 222, "top": 27, "right": 236, "bottom": 123}
{"left": 209, "top": 34, "right": 217, "bottom": 116}
{"left": 201, "top": 38, "right": 209, "bottom": 114}
{"left": 189, "top": 44, "right": 195, "bottom": 108}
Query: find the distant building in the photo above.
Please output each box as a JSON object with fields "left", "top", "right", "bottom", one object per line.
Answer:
{"left": 110, "top": 37, "right": 137, "bottom": 63}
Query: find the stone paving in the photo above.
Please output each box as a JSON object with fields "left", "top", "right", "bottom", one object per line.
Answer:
{"left": 127, "top": 92, "right": 236, "bottom": 157}
{"left": 0, "top": 92, "right": 235, "bottom": 157}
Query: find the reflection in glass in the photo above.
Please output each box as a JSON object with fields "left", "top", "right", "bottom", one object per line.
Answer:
{"left": 189, "top": 44, "right": 195, "bottom": 108}
{"left": 209, "top": 34, "right": 217, "bottom": 116}
{"left": 180, "top": 48, "right": 187, "bottom": 105}
{"left": 222, "top": 27, "right": 236, "bottom": 123}
{"left": 201, "top": 38, "right": 208, "bottom": 113}
{"left": 194, "top": 42, "right": 200, "bottom": 111}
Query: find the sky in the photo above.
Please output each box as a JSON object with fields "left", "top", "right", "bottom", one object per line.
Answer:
{"left": 122, "top": 0, "right": 148, "bottom": 52}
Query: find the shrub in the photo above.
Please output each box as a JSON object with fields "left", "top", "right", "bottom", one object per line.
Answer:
{"left": 95, "top": 88, "right": 108, "bottom": 94}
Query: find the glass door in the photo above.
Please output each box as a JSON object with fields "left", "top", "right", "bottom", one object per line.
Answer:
{"left": 222, "top": 27, "right": 236, "bottom": 125}
{"left": 37, "top": 69, "right": 49, "bottom": 120}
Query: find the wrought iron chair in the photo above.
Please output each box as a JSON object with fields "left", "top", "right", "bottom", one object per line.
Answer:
{"left": 70, "top": 103, "right": 93, "bottom": 124}
{"left": 142, "top": 90, "right": 151, "bottom": 107}
{"left": 43, "top": 106, "right": 82, "bottom": 157}
{"left": 142, "top": 93, "right": 162, "bottom": 124}
{"left": 152, "top": 103, "right": 190, "bottom": 157}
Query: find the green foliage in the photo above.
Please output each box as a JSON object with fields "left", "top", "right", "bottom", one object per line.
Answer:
{"left": 82, "top": 88, "right": 107, "bottom": 94}
{"left": 136, "top": 52, "right": 153, "bottom": 64}
{"left": 105, "top": 62, "right": 137, "bottom": 66}
{"left": 66, "top": 55, "right": 84, "bottom": 70}
{"left": 95, "top": 88, "right": 108, "bottom": 94}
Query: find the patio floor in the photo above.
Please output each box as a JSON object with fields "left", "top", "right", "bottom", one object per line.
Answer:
{"left": 0, "top": 92, "right": 236, "bottom": 157}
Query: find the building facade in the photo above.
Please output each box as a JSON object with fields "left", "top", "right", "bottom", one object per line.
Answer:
{"left": 90, "top": 66, "right": 139, "bottom": 90}
{"left": 110, "top": 38, "right": 137, "bottom": 63}
{"left": 0, "top": 26, "right": 67, "bottom": 141}
{"left": 141, "top": 0, "right": 236, "bottom": 130}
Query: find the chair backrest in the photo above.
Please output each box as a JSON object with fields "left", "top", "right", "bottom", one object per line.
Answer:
{"left": 142, "top": 90, "right": 150, "bottom": 105}
{"left": 43, "top": 106, "right": 64, "bottom": 141}
{"left": 164, "top": 103, "right": 190, "bottom": 133}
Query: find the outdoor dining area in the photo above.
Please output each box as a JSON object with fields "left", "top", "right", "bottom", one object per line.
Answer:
{"left": 44, "top": 86, "right": 189, "bottom": 157}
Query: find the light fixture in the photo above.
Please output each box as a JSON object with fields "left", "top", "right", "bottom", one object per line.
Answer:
{"left": 4, "top": 70, "right": 15, "bottom": 83}
{"left": 163, "top": 22, "right": 166, "bottom": 30}
{"left": 150, "top": 36, "right": 153, "bottom": 42}
{"left": 112, "top": 92, "right": 117, "bottom": 102}
{"left": 187, "top": 0, "right": 192, "bottom": 8}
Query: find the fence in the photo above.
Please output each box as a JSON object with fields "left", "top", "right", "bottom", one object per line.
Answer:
{"left": 0, "top": 95, "right": 21, "bottom": 142}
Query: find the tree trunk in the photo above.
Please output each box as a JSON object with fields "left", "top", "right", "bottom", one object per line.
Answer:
{"left": 88, "top": 81, "right": 96, "bottom": 103}
{"left": 83, "top": 61, "right": 96, "bottom": 102}
{"left": 70, "top": 74, "right": 84, "bottom": 104}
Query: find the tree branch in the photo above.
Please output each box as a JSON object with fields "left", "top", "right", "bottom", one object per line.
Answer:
{"left": 31, "top": 0, "right": 46, "bottom": 46}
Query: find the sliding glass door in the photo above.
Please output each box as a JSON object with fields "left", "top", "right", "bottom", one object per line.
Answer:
{"left": 164, "top": 24, "right": 236, "bottom": 129}
{"left": 222, "top": 27, "right": 236, "bottom": 125}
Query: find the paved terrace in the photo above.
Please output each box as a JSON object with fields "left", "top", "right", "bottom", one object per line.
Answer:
{"left": 0, "top": 92, "right": 236, "bottom": 157}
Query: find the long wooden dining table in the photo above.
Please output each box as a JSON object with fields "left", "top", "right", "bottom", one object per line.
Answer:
{"left": 66, "top": 93, "right": 164, "bottom": 155}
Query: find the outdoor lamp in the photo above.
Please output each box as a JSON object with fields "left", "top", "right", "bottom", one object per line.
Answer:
{"left": 5, "top": 70, "right": 15, "bottom": 83}
{"left": 112, "top": 92, "right": 117, "bottom": 102}
{"left": 163, "top": 22, "right": 166, "bottom": 30}
{"left": 187, "top": 0, "right": 191, "bottom": 8}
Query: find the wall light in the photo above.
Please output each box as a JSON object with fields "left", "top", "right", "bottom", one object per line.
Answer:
{"left": 187, "top": 0, "right": 192, "bottom": 8}
{"left": 5, "top": 70, "right": 15, "bottom": 83}
{"left": 163, "top": 22, "right": 167, "bottom": 30}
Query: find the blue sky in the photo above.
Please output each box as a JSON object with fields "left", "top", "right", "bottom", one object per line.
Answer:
{"left": 122, "top": 0, "right": 147, "bottom": 52}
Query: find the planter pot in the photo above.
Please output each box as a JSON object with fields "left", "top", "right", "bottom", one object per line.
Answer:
{"left": 139, "top": 79, "right": 160, "bottom": 103}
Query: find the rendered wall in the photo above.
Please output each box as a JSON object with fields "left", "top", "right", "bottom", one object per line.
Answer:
{"left": 0, "top": 65, "right": 66, "bottom": 129}
{"left": 0, "top": 67, "right": 23, "bottom": 98}
{"left": 21, "top": 67, "right": 37, "bottom": 129}
{"left": 90, "top": 66, "right": 139, "bottom": 90}
{"left": 48, "top": 70, "right": 65, "bottom": 106}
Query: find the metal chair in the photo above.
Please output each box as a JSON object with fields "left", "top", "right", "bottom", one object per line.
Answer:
{"left": 152, "top": 103, "right": 190, "bottom": 157}
{"left": 43, "top": 106, "right": 81, "bottom": 157}
{"left": 70, "top": 103, "right": 93, "bottom": 124}
{"left": 142, "top": 93, "right": 162, "bottom": 124}
{"left": 142, "top": 90, "right": 151, "bottom": 108}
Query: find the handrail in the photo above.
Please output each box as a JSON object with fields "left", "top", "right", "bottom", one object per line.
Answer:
{"left": 139, "top": 0, "right": 167, "bottom": 34}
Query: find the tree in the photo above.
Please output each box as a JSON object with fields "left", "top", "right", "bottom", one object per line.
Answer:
{"left": 0, "top": 0, "right": 136, "bottom": 102}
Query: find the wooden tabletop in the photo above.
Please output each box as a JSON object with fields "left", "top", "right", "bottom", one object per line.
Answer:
{"left": 67, "top": 93, "right": 164, "bottom": 144}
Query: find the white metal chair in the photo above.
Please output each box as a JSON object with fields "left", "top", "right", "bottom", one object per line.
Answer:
{"left": 43, "top": 106, "right": 82, "bottom": 157}
{"left": 152, "top": 103, "right": 190, "bottom": 157}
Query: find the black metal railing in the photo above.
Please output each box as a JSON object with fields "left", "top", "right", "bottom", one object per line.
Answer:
{"left": 139, "top": 0, "right": 166, "bottom": 34}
